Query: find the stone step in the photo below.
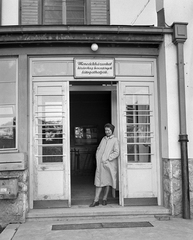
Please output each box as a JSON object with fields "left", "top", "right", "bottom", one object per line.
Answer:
{"left": 26, "top": 205, "right": 171, "bottom": 222}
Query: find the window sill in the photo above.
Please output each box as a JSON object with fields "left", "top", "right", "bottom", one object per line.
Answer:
{"left": 0, "top": 149, "right": 18, "bottom": 154}
{"left": 0, "top": 152, "right": 27, "bottom": 171}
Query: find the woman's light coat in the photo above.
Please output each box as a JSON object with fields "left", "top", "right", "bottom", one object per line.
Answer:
{"left": 94, "top": 135, "right": 119, "bottom": 189}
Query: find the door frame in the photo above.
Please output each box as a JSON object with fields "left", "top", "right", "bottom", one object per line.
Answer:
{"left": 29, "top": 78, "right": 70, "bottom": 209}
{"left": 70, "top": 84, "right": 122, "bottom": 204}
{"left": 28, "top": 57, "right": 161, "bottom": 208}
{"left": 29, "top": 82, "right": 119, "bottom": 208}
{"left": 29, "top": 81, "right": 160, "bottom": 208}
{"left": 117, "top": 78, "right": 161, "bottom": 206}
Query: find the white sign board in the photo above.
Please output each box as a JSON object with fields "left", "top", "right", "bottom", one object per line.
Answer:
{"left": 74, "top": 58, "right": 115, "bottom": 78}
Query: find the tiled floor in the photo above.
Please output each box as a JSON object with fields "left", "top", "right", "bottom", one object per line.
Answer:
{"left": 71, "top": 174, "right": 118, "bottom": 205}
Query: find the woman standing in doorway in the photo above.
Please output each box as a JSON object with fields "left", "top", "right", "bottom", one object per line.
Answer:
{"left": 89, "top": 123, "right": 120, "bottom": 207}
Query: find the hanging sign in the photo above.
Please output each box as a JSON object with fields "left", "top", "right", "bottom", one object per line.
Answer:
{"left": 74, "top": 58, "right": 115, "bottom": 78}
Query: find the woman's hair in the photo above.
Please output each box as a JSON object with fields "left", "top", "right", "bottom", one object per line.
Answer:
{"left": 104, "top": 123, "right": 115, "bottom": 133}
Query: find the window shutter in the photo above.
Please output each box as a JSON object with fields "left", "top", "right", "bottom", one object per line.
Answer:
{"left": 43, "top": 0, "right": 63, "bottom": 25}
{"left": 90, "top": 0, "right": 109, "bottom": 25}
{"left": 66, "top": 0, "right": 85, "bottom": 25}
{"left": 20, "top": 0, "right": 110, "bottom": 26}
{"left": 20, "top": 0, "right": 39, "bottom": 25}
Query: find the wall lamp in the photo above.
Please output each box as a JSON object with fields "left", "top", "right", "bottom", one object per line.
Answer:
{"left": 91, "top": 43, "right": 98, "bottom": 52}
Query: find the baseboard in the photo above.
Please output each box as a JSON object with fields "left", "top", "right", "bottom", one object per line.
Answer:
{"left": 124, "top": 198, "right": 158, "bottom": 206}
{"left": 33, "top": 200, "right": 69, "bottom": 209}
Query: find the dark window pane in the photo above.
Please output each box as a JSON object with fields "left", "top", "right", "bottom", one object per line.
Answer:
{"left": 66, "top": 0, "right": 85, "bottom": 25}
{"left": 75, "top": 126, "right": 98, "bottom": 145}
{"left": 41, "top": 145, "right": 63, "bottom": 163}
{"left": 127, "top": 144, "right": 151, "bottom": 163}
{"left": 0, "top": 59, "right": 17, "bottom": 150}
{"left": 42, "top": 124, "right": 63, "bottom": 144}
{"left": 42, "top": 156, "right": 63, "bottom": 163}
{"left": 44, "top": 0, "right": 63, "bottom": 25}
{"left": 0, "top": 127, "right": 16, "bottom": 149}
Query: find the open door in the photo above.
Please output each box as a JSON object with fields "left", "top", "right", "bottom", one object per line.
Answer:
{"left": 69, "top": 85, "right": 119, "bottom": 205}
{"left": 32, "top": 81, "right": 70, "bottom": 208}
{"left": 119, "top": 81, "right": 158, "bottom": 205}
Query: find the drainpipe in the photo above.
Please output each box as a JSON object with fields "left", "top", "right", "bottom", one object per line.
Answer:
{"left": 172, "top": 22, "right": 190, "bottom": 219}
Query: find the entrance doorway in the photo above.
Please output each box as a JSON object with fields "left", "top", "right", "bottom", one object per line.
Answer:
{"left": 70, "top": 89, "right": 118, "bottom": 205}
{"left": 29, "top": 58, "right": 160, "bottom": 209}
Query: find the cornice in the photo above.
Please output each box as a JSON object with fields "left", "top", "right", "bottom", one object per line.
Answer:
{"left": 0, "top": 25, "right": 173, "bottom": 46}
{"left": 0, "top": 25, "right": 173, "bottom": 34}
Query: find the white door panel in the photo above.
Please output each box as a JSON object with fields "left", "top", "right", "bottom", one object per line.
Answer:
{"left": 32, "top": 81, "right": 70, "bottom": 202}
{"left": 119, "top": 82, "right": 158, "bottom": 201}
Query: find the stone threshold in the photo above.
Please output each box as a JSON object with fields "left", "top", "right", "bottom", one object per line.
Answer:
{"left": 26, "top": 205, "right": 171, "bottom": 222}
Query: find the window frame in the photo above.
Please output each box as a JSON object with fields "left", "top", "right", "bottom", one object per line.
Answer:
{"left": 0, "top": 57, "right": 18, "bottom": 152}
{"left": 66, "top": 0, "right": 87, "bottom": 25}
{"left": 19, "top": 0, "right": 87, "bottom": 25}
{"left": 41, "top": 0, "right": 87, "bottom": 25}
{"left": 19, "top": 0, "right": 109, "bottom": 25}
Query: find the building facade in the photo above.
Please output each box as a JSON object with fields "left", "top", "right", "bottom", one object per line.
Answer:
{"left": 0, "top": 0, "right": 193, "bottom": 226}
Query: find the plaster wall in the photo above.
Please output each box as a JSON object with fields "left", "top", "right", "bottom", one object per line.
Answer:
{"left": 108, "top": 0, "right": 157, "bottom": 26}
{"left": 164, "top": 34, "right": 180, "bottom": 158}
{"left": 1, "top": 0, "right": 157, "bottom": 27}
{"left": 158, "top": 33, "right": 180, "bottom": 159}
{"left": 155, "top": 0, "right": 163, "bottom": 12}
{"left": 157, "top": 37, "right": 168, "bottom": 159}
{"left": 1, "top": 0, "right": 19, "bottom": 25}
{"left": 162, "top": 0, "right": 193, "bottom": 158}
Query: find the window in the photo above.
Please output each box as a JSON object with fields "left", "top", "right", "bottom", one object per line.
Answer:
{"left": 75, "top": 125, "right": 98, "bottom": 145}
{"left": 125, "top": 86, "right": 153, "bottom": 163}
{"left": 0, "top": 59, "right": 17, "bottom": 150}
{"left": 33, "top": 83, "right": 67, "bottom": 163}
{"left": 66, "top": 0, "right": 85, "bottom": 25}
{"left": 20, "top": 0, "right": 109, "bottom": 25}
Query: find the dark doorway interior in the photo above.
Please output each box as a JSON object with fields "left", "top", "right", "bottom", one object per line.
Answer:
{"left": 70, "top": 91, "right": 116, "bottom": 205}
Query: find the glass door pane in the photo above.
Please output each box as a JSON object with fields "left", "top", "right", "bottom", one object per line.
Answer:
{"left": 34, "top": 85, "right": 65, "bottom": 164}
{"left": 124, "top": 86, "right": 153, "bottom": 163}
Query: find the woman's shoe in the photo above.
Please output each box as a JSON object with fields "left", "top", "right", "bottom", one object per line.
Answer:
{"left": 89, "top": 201, "right": 99, "bottom": 207}
{"left": 102, "top": 200, "right": 107, "bottom": 206}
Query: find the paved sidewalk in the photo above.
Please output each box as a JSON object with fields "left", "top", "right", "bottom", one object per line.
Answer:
{"left": 1, "top": 216, "right": 193, "bottom": 240}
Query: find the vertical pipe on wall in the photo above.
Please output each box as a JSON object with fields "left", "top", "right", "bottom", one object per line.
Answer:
{"left": 172, "top": 22, "right": 190, "bottom": 219}
{"left": 155, "top": 0, "right": 165, "bottom": 27}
